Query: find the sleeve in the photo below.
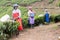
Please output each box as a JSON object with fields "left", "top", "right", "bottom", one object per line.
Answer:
{"left": 28, "top": 11, "right": 30, "bottom": 17}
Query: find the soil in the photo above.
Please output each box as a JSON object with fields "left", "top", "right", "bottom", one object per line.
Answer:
{"left": 9, "top": 23, "right": 60, "bottom": 40}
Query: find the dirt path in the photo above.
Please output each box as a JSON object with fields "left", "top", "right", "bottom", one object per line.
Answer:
{"left": 10, "top": 23, "right": 60, "bottom": 40}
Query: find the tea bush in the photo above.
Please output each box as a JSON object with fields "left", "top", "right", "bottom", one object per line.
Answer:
{"left": 57, "top": 2, "right": 60, "bottom": 7}
{"left": 0, "top": 14, "right": 60, "bottom": 40}
{"left": 49, "top": 0, "right": 54, "bottom": 4}
{"left": 22, "top": 16, "right": 45, "bottom": 28}
{"left": 54, "top": 15, "right": 60, "bottom": 22}
{"left": 0, "top": 21, "right": 19, "bottom": 40}
{"left": 4, "top": 21, "right": 19, "bottom": 36}
{"left": 50, "top": 15, "right": 56, "bottom": 22}
{"left": 22, "top": 14, "right": 60, "bottom": 28}
{"left": 57, "top": 0, "right": 60, "bottom": 7}
{"left": 0, "top": 0, "right": 42, "bottom": 6}
{"left": 0, "top": 22, "right": 8, "bottom": 40}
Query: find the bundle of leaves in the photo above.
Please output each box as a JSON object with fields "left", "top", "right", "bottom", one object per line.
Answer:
{"left": 0, "top": 22, "right": 8, "bottom": 40}
{"left": 50, "top": 15, "right": 56, "bottom": 22}
{"left": 3, "top": 21, "right": 19, "bottom": 37}
{"left": 54, "top": 15, "right": 60, "bottom": 23}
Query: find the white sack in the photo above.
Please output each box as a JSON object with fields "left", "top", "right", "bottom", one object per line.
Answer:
{"left": 0, "top": 14, "right": 10, "bottom": 22}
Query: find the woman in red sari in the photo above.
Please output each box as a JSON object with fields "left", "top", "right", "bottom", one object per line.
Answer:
{"left": 12, "top": 4, "right": 23, "bottom": 31}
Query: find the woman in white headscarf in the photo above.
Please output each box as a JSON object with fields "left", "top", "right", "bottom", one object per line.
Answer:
{"left": 12, "top": 4, "right": 23, "bottom": 31}
{"left": 44, "top": 9, "right": 50, "bottom": 23}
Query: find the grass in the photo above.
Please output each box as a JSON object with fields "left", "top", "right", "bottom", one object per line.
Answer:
{"left": 0, "top": 0, "right": 59, "bottom": 18}
{"left": 49, "top": 0, "right": 54, "bottom": 4}
{"left": 57, "top": 0, "right": 60, "bottom": 7}
{"left": 0, "top": 0, "right": 42, "bottom": 6}
{"left": 0, "top": 0, "right": 42, "bottom": 18}
{"left": 0, "top": 6, "right": 44, "bottom": 18}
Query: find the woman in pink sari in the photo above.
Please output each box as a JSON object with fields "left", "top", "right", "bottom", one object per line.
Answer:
{"left": 28, "top": 7, "right": 35, "bottom": 28}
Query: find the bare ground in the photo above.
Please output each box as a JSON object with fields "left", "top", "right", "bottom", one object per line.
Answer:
{"left": 10, "top": 23, "right": 60, "bottom": 40}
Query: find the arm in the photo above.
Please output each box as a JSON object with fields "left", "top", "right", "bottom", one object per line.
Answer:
{"left": 48, "top": 12, "right": 50, "bottom": 17}
{"left": 28, "top": 11, "right": 30, "bottom": 17}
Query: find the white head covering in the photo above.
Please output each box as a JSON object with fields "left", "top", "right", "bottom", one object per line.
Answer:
{"left": 13, "top": 4, "right": 18, "bottom": 7}
{"left": 45, "top": 9, "right": 48, "bottom": 12}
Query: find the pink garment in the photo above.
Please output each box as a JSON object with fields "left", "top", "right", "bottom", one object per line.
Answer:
{"left": 29, "top": 17, "right": 34, "bottom": 24}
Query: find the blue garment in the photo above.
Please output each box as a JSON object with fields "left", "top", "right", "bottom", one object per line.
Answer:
{"left": 45, "top": 12, "right": 50, "bottom": 23}
{"left": 30, "top": 13, "right": 34, "bottom": 17}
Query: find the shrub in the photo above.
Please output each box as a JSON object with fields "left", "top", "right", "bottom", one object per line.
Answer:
{"left": 0, "top": 33, "right": 8, "bottom": 40}
{"left": 22, "top": 18, "right": 29, "bottom": 28}
{"left": 57, "top": 0, "right": 60, "bottom": 7}
{"left": 22, "top": 15, "right": 60, "bottom": 27}
{"left": 0, "top": 14, "right": 60, "bottom": 40}
{"left": 3, "top": 21, "right": 19, "bottom": 37}
{"left": 34, "top": 16, "right": 44, "bottom": 26}
{"left": 50, "top": 15, "right": 56, "bottom": 22}
{"left": 22, "top": 16, "right": 45, "bottom": 28}
{"left": 49, "top": 0, "right": 54, "bottom": 4}
{"left": 0, "top": 22, "right": 8, "bottom": 40}
{"left": 54, "top": 15, "right": 60, "bottom": 22}
{"left": 0, "top": 21, "right": 19, "bottom": 40}
{"left": 58, "top": 2, "right": 60, "bottom": 7}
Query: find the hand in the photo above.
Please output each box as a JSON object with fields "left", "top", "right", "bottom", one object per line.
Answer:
{"left": 13, "top": 17, "right": 19, "bottom": 20}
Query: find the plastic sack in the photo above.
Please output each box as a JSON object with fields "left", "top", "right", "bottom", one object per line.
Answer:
{"left": 0, "top": 14, "right": 10, "bottom": 22}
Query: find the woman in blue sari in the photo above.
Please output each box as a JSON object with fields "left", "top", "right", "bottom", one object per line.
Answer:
{"left": 44, "top": 9, "right": 50, "bottom": 23}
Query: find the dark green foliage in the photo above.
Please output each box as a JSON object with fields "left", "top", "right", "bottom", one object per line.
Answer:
{"left": 50, "top": 15, "right": 56, "bottom": 22}
{"left": 4, "top": 21, "right": 19, "bottom": 36}
{"left": 22, "top": 16, "right": 45, "bottom": 27}
{"left": 49, "top": 0, "right": 54, "bottom": 4}
{"left": 0, "top": 21, "right": 19, "bottom": 40}
{"left": 0, "top": 22, "right": 8, "bottom": 40}
{"left": 34, "top": 16, "right": 44, "bottom": 26}
{"left": 54, "top": 15, "right": 60, "bottom": 22}
{"left": 22, "top": 15, "right": 60, "bottom": 28}
{"left": 0, "top": 14, "right": 60, "bottom": 40}
{"left": 22, "top": 18, "right": 29, "bottom": 28}
{"left": 58, "top": 3, "right": 60, "bottom": 7}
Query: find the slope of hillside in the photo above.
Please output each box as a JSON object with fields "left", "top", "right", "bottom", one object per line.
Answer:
{"left": 30, "top": 0, "right": 60, "bottom": 15}
{"left": 0, "top": 0, "right": 42, "bottom": 6}
{"left": 0, "top": 0, "right": 60, "bottom": 18}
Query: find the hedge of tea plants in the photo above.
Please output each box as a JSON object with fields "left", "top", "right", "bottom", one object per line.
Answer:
{"left": 0, "top": 21, "right": 19, "bottom": 40}
{"left": 0, "top": 14, "right": 60, "bottom": 40}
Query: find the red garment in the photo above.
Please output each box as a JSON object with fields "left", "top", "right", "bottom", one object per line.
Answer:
{"left": 13, "top": 13, "right": 19, "bottom": 20}
{"left": 17, "top": 18, "right": 23, "bottom": 31}
{"left": 13, "top": 13, "right": 23, "bottom": 31}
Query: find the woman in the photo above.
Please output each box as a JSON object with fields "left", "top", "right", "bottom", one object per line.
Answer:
{"left": 12, "top": 4, "right": 23, "bottom": 31}
{"left": 28, "top": 7, "right": 35, "bottom": 28}
{"left": 44, "top": 9, "right": 50, "bottom": 23}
